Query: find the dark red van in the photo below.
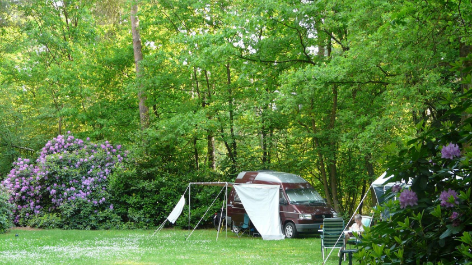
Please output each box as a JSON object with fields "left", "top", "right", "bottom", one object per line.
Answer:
{"left": 225, "top": 170, "right": 338, "bottom": 238}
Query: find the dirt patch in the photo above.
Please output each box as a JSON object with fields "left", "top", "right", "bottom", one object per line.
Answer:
{"left": 10, "top": 226, "right": 43, "bottom": 231}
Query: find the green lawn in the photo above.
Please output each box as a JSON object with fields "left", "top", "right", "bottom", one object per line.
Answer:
{"left": 0, "top": 228, "right": 345, "bottom": 264}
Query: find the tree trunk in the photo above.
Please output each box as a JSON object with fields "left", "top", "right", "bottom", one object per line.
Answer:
{"left": 328, "top": 85, "right": 340, "bottom": 213}
{"left": 222, "top": 63, "right": 237, "bottom": 172}
{"left": 261, "top": 112, "right": 268, "bottom": 167}
{"left": 310, "top": 98, "right": 333, "bottom": 207}
{"left": 131, "top": 2, "right": 149, "bottom": 130}
{"left": 364, "top": 154, "right": 376, "bottom": 208}
{"left": 192, "top": 68, "right": 201, "bottom": 169}
{"left": 193, "top": 136, "right": 199, "bottom": 170}
{"left": 207, "top": 132, "right": 215, "bottom": 170}
{"left": 204, "top": 70, "right": 215, "bottom": 170}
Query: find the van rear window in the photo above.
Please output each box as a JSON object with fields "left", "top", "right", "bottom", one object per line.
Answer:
{"left": 234, "top": 192, "right": 241, "bottom": 202}
{"left": 285, "top": 188, "right": 325, "bottom": 204}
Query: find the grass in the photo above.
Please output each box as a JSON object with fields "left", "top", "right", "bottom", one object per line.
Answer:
{"left": 0, "top": 228, "right": 344, "bottom": 265}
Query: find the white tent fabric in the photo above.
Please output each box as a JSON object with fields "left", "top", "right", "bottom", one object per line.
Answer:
{"left": 167, "top": 195, "right": 185, "bottom": 224}
{"left": 372, "top": 172, "right": 392, "bottom": 186}
{"left": 233, "top": 184, "right": 285, "bottom": 240}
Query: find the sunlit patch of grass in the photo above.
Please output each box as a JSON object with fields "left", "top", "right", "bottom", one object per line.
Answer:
{"left": 0, "top": 229, "right": 342, "bottom": 264}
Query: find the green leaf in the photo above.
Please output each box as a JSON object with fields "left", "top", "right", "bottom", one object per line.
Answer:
{"left": 431, "top": 204, "right": 441, "bottom": 218}
{"left": 440, "top": 227, "right": 452, "bottom": 239}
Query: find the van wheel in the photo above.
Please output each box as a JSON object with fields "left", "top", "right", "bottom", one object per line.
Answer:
{"left": 284, "top": 222, "right": 297, "bottom": 238}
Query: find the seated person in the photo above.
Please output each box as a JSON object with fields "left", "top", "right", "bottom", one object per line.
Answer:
{"left": 345, "top": 214, "right": 364, "bottom": 244}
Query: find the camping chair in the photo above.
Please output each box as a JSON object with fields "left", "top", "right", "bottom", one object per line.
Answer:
{"left": 321, "top": 218, "right": 345, "bottom": 261}
{"left": 235, "top": 213, "right": 258, "bottom": 237}
{"left": 361, "top": 215, "right": 373, "bottom": 228}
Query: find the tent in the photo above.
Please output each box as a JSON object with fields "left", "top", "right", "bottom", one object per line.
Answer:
{"left": 372, "top": 172, "right": 397, "bottom": 204}
{"left": 155, "top": 182, "right": 285, "bottom": 241}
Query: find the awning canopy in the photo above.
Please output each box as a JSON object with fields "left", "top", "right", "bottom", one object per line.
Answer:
{"left": 233, "top": 184, "right": 285, "bottom": 240}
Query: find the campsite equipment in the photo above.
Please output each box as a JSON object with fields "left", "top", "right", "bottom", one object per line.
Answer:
{"left": 226, "top": 171, "right": 338, "bottom": 238}
{"left": 320, "top": 217, "right": 345, "bottom": 261}
{"left": 157, "top": 171, "right": 337, "bottom": 241}
{"left": 322, "top": 172, "right": 406, "bottom": 264}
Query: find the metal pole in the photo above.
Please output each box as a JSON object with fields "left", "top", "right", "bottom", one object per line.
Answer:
{"left": 188, "top": 184, "right": 191, "bottom": 231}
{"left": 225, "top": 182, "right": 228, "bottom": 237}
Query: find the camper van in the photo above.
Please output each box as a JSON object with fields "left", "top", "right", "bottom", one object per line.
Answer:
{"left": 223, "top": 170, "right": 338, "bottom": 238}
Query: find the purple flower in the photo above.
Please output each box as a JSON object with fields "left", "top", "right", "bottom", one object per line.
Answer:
{"left": 391, "top": 185, "right": 401, "bottom": 193}
{"left": 399, "top": 190, "right": 418, "bottom": 209}
{"left": 451, "top": 212, "right": 461, "bottom": 227}
{"left": 450, "top": 211, "right": 459, "bottom": 220}
{"left": 441, "top": 143, "right": 461, "bottom": 160}
{"left": 440, "top": 189, "right": 459, "bottom": 208}
{"left": 109, "top": 204, "right": 114, "bottom": 210}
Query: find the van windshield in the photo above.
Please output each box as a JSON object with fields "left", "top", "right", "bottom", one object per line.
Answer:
{"left": 285, "top": 188, "right": 325, "bottom": 205}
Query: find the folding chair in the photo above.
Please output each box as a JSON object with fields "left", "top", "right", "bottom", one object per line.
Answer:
{"left": 234, "top": 213, "right": 258, "bottom": 237}
{"left": 361, "top": 215, "right": 373, "bottom": 228}
{"left": 321, "top": 218, "right": 345, "bottom": 261}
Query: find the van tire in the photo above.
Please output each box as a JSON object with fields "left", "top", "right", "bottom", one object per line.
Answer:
{"left": 284, "top": 222, "right": 297, "bottom": 238}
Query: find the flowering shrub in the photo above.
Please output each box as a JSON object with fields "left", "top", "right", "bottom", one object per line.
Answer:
{"left": 1, "top": 132, "right": 127, "bottom": 229}
{"left": 441, "top": 143, "right": 461, "bottom": 160}
{"left": 440, "top": 189, "right": 459, "bottom": 208}
{"left": 398, "top": 189, "right": 418, "bottom": 209}
{"left": 356, "top": 93, "right": 472, "bottom": 264}
{"left": 391, "top": 184, "right": 402, "bottom": 193}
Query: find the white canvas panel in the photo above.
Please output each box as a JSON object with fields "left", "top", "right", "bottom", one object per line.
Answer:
{"left": 233, "top": 184, "right": 284, "bottom": 240}
{"left": 167, "top": 195, "right": 185, "bottom": 224}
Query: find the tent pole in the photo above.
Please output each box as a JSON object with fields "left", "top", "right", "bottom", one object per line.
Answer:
{"left": 188, "top": 183, "right": 191, "bottom": 232}
{"left": 225, "top": 182, "right": 228, "bottom": 237}
{"left": 323, "top": 183, "right": 374, "bottom": 264}
{"left": 186, "top": 185, "right": 226, "bottom": 241}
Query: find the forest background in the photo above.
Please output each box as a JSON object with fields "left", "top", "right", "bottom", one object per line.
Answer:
{"left": 0, "top": 0, "right": 470, "bottom": 229}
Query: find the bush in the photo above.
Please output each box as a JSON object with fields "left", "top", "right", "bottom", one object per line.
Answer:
{"left": 0, "top": 185, "right": 13, "bottom": 233}
{"left": 1, "top": 132, "right": 128, "bottom": 229}
{"left": 108, "top": 159, "right": 226, "bottom": 229}
{"left": 26, "top": 213, "right": 62, "bottom": 229}
{"left": 357, "top": 92, "right": 472, "bottom": 264}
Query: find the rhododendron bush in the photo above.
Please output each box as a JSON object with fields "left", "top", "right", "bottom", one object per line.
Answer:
{"left": 356, "top": 93, "right": 472, "bottom": 264}
{"left": 0, "top": 132, "right": 127, "bottom": 229}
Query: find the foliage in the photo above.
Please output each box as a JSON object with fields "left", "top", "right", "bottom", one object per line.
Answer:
{"left": 108, "top": 151, "right": 228, "bottom": 229}
{"left": 1, "top": 132, "right": 127, "bottom": 229}
{"left": 1, "top": 0, "right": 471, "bottom": 225}
{"left": 356, "top": 91, "right": 472, "bottom": 264}
{"left": 0, "top": 185, "right": 13, "bottom": 233}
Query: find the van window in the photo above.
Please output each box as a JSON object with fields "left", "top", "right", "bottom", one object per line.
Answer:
{"left": 285, "top": 188, "right": 325, "bottom": 204}
{"left": 234, "top": 192, "right": 241, "bottom": 202}
{"left": 279, "top": 190, "right": 287, "bottom": 204}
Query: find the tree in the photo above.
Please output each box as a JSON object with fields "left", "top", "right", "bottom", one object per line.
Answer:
{"left": 131, "top": 0, "right": 149, "bottom": 130}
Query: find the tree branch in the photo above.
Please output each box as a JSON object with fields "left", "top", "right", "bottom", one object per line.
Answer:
{"left": 11, "top": 145, "right": 35, "bottom": 152}
{"left": 236, "top": 53, "right": 315, "bottom": 65}
{"left": 322, "top": 30, "right": 349, "bottom": 51}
